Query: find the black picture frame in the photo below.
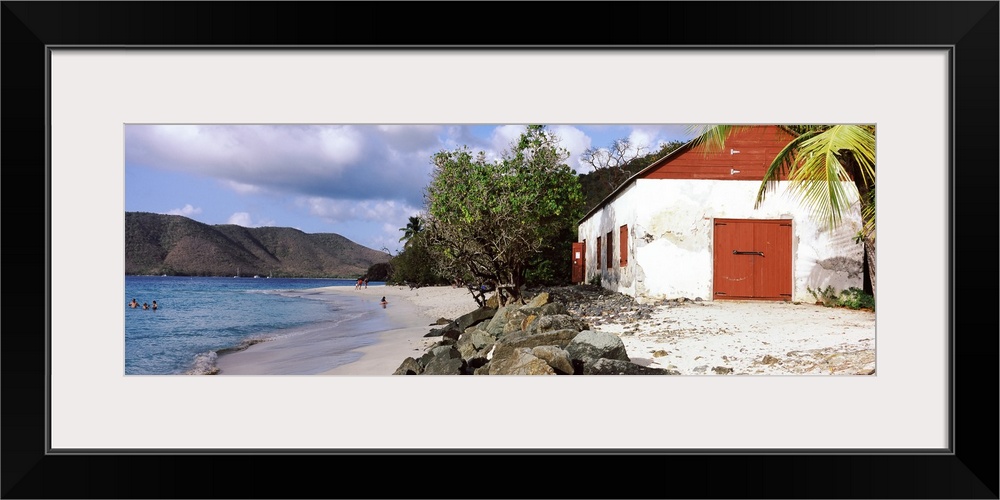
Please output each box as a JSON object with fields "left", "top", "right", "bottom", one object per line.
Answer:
{"left": 3, "top": 1, "right": 997, "bottom": 498}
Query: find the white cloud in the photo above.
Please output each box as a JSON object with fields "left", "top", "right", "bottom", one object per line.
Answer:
{"left": 227, "top": 212, "right": 275, "bottom": 228}
{"left": 300, "top": 197, "right": 421, "bottom": 226}
{"left": 489, "top": 125, "right": 527, "bottom": 159}
{"left": 167, "top": 204, "right": 202, "bottom": 216}
{"left": 228, "top": 212, "right": 253, "bottom": 227}
{"left": 550, "top": 125, "right": 593, "bottom": 174}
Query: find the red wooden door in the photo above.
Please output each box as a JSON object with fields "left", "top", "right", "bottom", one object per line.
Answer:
{"left": 714, "top": 219, "right": 792, "bottom": 300}
{"left": 571, "top": 242, "right": 586, "bottom": 284}
{"left": 753, "top": 221, "right": 793, "bottom": 299}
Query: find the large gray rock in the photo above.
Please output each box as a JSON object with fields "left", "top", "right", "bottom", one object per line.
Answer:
{"left": 455, "top": 307, "right": 496, "bottom": 330}
{"left": 488, "top": 347, "right": 556, "bottom": 375}
{"left": 522, "top": 292, "right": 550, "bottom": 309}
{"left": 484, "top": 304, "right": 516, "bottom": 336}
{"left": 494, "top": 329, "right": 581, "bottom": 354}
{"left": 537, "top": 302, "right": 567, "bottom": 316}
{"left": 584, "top": 358, "right": 681, "bottom": 375}
{"left": 456, "top": 329, "right": 495, "bottom": 359}
{"left": 419, "top": 345, "right": 460, "bottom": 367}
{"left": 524, "top": 314, "right": 589, "bottom": 334}
{"left": 425, "top": 307, "right": 496, "bottom": 338}
{"left": 423, "top": 356, "right": 466, "bottom": 375}
{"left": 501, "top": 309, "right": 535, "bottom": 334}
{"left": 392, "top": 357, "right": 423, "bottom": 375}
{"left": 530, "top": 345, "right": 575, "bottom": 375}
{"left": 565, "top": 330, "right": 631, "bottom": 369}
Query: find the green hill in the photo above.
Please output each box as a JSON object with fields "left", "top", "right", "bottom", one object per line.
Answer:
{"left": 124, "top": 212, "right": 390, "bottom": 278}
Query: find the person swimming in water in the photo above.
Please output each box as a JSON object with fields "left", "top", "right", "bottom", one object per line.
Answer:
{"left": 380, "top": 296, "right": 387, "bottom": 308}
{"left": 151, "top": 300, "right": 158, "bottom": 311}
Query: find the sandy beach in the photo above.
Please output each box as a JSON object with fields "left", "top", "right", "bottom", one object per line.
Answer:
{"left": 317, "top": 284, "right": 481, "bottom": 375}
{"left": 216, "top": 283, "right": 875, "bottom": 376}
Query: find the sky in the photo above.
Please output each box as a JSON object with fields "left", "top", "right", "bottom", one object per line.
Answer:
{"left": 125, "top": 124, "right": 697, "bottom": 255}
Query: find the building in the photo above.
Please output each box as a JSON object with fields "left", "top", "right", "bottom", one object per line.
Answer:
{"left": 574, "top": 125, "right": 864, "bottom": 303}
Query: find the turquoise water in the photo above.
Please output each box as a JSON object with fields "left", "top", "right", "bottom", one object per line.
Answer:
{"left": 124, "top": 276, "right": 383, "bottom": 375}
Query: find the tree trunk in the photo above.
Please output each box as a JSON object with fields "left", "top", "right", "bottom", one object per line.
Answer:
{"left": 864, "top": 233, "right": 876, "bottom": 299}
{"left": 843, "top": 149, "right": 876, "bottom": 300}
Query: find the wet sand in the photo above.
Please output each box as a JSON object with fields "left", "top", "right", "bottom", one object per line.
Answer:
{"left": 215, "top": 285, "right": 477, "bottom": 375}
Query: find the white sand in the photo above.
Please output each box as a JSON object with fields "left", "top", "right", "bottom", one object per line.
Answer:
{"left": 217, "top": 284, "right": 875, "bottom": 376}
{"left": 593, "top": 300, "right": 876, "bottom": 375}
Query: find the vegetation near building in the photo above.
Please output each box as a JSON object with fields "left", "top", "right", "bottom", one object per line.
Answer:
{"left": 422, "top": 125, "right": 585, "bottom": 306}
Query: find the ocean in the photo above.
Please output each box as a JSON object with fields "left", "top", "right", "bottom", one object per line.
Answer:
{"left": 124, "top": 276, "right": 385, "bottom": 375}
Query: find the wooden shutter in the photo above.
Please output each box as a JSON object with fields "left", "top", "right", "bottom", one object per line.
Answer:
{"left": 596, "top": 236, "right": 602, "bottom": 271}
{"left": 606, "top": 231, "right": 613, "bottom": 269}
{"left": 619, "top": 225, "right": 628, "bottom": 267}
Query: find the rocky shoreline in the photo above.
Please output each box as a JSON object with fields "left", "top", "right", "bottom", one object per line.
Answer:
{"left": 394, "top": 285, "right": 684, "bottom": 375}
{"left": 393, "top": 284, "right": 876, "bottom": 376}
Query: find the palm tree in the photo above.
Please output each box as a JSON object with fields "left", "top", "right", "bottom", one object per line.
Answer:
{"left": 691, "top": 124, "right": 876, "bottom": 296}
{"left": 398, "top": 215, "right": 424, "bottom": 246}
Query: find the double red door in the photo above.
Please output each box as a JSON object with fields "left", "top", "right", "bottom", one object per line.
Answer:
{"left": 713, "top": 219, "right": 792, "bottom": 300}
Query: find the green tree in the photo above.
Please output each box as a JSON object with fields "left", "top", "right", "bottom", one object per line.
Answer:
{"left": 424, "top": 125, "right": 585, "bottom": 306}
{"left": 691, "top": 124, "right": 876, "bottom": 296}
{"left": 387, "top": 231, "right": 448, "bottom": 286}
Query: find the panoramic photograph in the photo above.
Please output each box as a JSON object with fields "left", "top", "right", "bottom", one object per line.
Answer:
{"left": 124, "top": 123, "right": 876, "bottom": 376}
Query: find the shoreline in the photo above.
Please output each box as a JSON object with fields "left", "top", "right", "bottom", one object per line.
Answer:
{"left": 215, "top": 284, "right": 481, "bottom": 376}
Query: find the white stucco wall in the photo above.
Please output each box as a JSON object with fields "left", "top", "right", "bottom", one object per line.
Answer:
{"left": 578, "top": 179, "right": 864, "bottom": 303}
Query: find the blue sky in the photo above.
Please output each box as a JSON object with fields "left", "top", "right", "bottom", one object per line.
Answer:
{"left": 125, "top": 124, "right": 696, "bottom": 254}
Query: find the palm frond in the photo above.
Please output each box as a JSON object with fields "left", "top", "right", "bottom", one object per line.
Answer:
{"left": 784, "top": 126, "right": 864, "bottom": 228}
{"left": 686, "top": 125, "right": 754, "bottom": 156}
{"left": 754, "top": 130, "right": 821, "bottom": 209}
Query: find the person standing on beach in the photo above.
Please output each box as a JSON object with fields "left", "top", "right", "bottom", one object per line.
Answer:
{"left": 364, "top": 277, "right": 369, "bottom": 289}
{"left": 356, "top": 278, "right": 363, "bottom": 290}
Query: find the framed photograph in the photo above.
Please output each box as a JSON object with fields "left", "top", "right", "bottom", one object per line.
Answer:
{"left": 4, "top": 1, "right": 996, "bottom": 498}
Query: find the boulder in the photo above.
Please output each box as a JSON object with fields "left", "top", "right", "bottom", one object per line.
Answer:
{"left": 423, "top": 356, "right": 466, "bottom": 375}
{"left": 392, "top": 357, "right": 423, "bottom": 375}
{"left": 484, "top": 304, "right": 516, "bottom": 336}
{"left": 565, "top": 330, "right": 630, "bottom": 372}
{"left": 494, "top": 328, "right": 581, "bottom": 353}
{"left": 525, "top": 314, "right": 589, "bottom": 334}
{"left": 489, "top": 347, "right": 557, "bottom": 375}
{"left": 522, "top": 292, "right": 550, "bottom": 309}
{"left": 530, "top": 345, "right": 575, "bottom": 375}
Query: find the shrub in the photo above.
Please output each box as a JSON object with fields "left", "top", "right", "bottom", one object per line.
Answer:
{"left": 808, "top": 285, "right": 874, "bottom": 311}
{"left": 807, "top": 286, "right": 838, "bottom": 306}
{"left": 837, "top": 287, "right": 875, "bottom": 310}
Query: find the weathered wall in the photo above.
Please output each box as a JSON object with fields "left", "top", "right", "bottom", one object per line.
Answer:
{"left": 578, "top": 179, "right": 863, "bottom": 303}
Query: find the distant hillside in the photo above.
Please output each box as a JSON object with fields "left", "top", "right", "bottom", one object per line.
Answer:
{"left": 125, "top": 212, "right": 391, "bottom": 278}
